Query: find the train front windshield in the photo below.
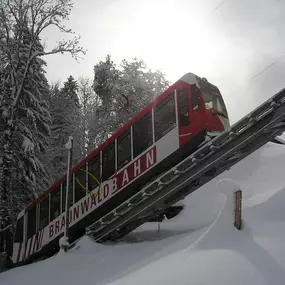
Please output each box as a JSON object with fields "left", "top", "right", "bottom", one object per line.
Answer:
{"left": 197, "top": 77, "right": 228, "bottom": 118}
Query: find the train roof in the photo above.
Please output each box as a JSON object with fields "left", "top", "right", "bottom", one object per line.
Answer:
{"left": 24, "top": 72, "right": 207, "bottom": 211}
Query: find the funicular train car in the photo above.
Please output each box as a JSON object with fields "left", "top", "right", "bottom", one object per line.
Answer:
{"left": 9, "top": 72, "right": 229, "bottom": 265}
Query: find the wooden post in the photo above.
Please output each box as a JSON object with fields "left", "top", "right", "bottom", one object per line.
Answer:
{"left": 234, "top": 190, "right": 242, "bottom": 230}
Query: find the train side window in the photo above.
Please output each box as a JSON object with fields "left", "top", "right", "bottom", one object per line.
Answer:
{"left": 50, "top": 187, "right": 61, "bottom": 221}
{"left": 133, "top": 112, "right": 153, "bottom": 158}
{"left": 102, "top": 142, "right": 115, "bottom": 180}
{"left": 27, "top": 206, "right": 37, "bottom": 239}
{"left": 61, "top": 182, "right": 66, "bottom": 213}
{"left": 88, "top": 155, "right": 100, "bottom": 191}
{"left": 154, "top": 93, "right": 176, "bottom": 141}
{"left": 39, "top": 196, "right": 49, "bottom": 230}
{"left": 178, "top": 89, "right": 190, "bottom": 126}
{"left": 74, "top": 168, "right": 86, "bottom": 202}
{"left": 61, "top": 180, "right": 73, "bottom": 212}
{"left": 14, "top": 216, "right": 24, "bottom": 243}
{"left": 117, "top": 129, "right": 131, "bottom": 170}
{"left": 191, "top": 84, "right": 202, "bottom": 111}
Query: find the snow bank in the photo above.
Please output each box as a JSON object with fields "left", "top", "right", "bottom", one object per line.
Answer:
{"left": 104, "top": 178, "right": 285, "bottom": 285}
{"left": 1, "top": 143, "right": 285, "bottom": 285}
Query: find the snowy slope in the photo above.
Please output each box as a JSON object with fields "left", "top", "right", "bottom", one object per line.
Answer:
{"left": 1, "top": 142, "right": 285, "bottom": 285}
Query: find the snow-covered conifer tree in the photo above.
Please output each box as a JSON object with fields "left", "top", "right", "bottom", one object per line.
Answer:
{"left": 46, "top": 83, "right": 67, "bottom": 183}
{"left": 77, "top": 77, "right": 97, "bottom": 157}
{"left": 60, "top": 76, "right": 82, "bottom": 163}
{"left": 0, "top": 0, "right": 85, "bottom": 257}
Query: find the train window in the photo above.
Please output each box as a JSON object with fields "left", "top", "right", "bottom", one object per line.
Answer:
{"left": 178, "top": 89, "right": 190, "bottom": 126}
{"left": 102, "top": 142, "right": 115, "bottom": 180}
{"left": 39, "top": 196, "right": 49, "bottom": 230}
{"left": 197, "top": 77, "right": 228, "bottom": 118}
{"left": 50, "top": 187, "right": 61, "bottom": 221}
{"left": 61, "top": 182, "right": 66, "bottom": 213}
{"left": 203, "top": 92, "right": 228, "bottom": 118}
{"left": 74, "top": 168, "right": 86, "bottom": 202}
{"left": 27, "top": 206, "right": 37, "bottom": 239}
{"left": 191, "top": 84, "right": 202, "bottom": 111}
{"left": 117, "top": 129, "right": 131, "bottom": 170}
{"left": 88, "top": 155, "right": 100, "bottom": 191}
{"left": 14, "top": 216, "right": 24, "bottom": 243}
{"left": 61, "top": 180, "right": 73, "bottom": 213}
{"left": 133, "top": 112, "right": 153, "bottom": 158}
{"left": 154, "top": 93, "right": 176, "bottom": 141}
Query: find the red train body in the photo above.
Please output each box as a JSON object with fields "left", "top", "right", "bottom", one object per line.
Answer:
{"left": 9, "top": 72, "right": 229, "bottom": 265}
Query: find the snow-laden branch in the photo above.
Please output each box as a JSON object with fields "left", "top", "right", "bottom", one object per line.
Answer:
{"left": 36, "top": 35, "right": 85, "bottom": 60}
{"left": 0, "top": 0, "right": 86, "bottom": 112}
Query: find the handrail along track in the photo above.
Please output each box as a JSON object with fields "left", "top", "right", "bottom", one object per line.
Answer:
{"left": 86, "top": 87, "right": 285, "bottom": 242}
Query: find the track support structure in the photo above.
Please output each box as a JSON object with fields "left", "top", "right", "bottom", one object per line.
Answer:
{"left": 86, "top": 87, "right": 285, "bottom": 242}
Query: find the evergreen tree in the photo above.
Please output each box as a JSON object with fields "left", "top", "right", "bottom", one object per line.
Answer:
{"left": 46, "top": 83, "right": 68, "bottom": 183}
{"left": 1, "top": 29, "right": 50, "bottom": 199}
{"left": 0, "top": 27, "right": 52, "bottom": 258}
{"left": 60, "top": 75, "right": 81, "bottom": 163}
{"left": 77, "top": 77, "right": 97, "bottom": 157}
{"left": 47, "top": 76, "right": 81, "bottom": 183}
{"left": 0, "top": 0, "right": 85, "bottom": 257}
{"left": 61, "top": 75, "right": 80, "bottom": 107}
{"left": 84, "top": 83, "right": 104, "bottom": 150}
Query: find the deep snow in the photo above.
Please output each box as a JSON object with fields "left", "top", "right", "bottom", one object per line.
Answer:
{"left": 1, "top": 142, "right": 285, "bottom": 285}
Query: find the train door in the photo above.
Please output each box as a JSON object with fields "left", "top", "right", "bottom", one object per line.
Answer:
{"left": 190, "top": 83, "right": 205, "bottom": 135}
{"left": 176, "top": 84, "right": 204, "bottom": 146}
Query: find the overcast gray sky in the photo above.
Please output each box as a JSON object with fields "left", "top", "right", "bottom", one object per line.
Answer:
{"left": 42, "top": 0, "right": 285, "bottom": 124}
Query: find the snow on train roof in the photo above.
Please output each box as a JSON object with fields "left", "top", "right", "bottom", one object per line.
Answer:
{"left": 179, "top": 73, "right": 198, "bottom": 85}
{"left": 180, "top": 72, "right": 219, "bottom": 90}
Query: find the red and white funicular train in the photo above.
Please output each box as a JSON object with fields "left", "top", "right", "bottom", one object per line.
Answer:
{"left": 11, "top": 72, "right": 229, "bottom": 265}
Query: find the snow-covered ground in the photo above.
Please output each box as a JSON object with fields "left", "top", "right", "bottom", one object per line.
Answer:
{"left": 1, "top": 142, "right": 285, "bottom": 285}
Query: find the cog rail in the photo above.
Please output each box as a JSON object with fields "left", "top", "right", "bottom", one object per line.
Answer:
{"left": 86, "top": 87, "right": 285, "bottom": 242}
